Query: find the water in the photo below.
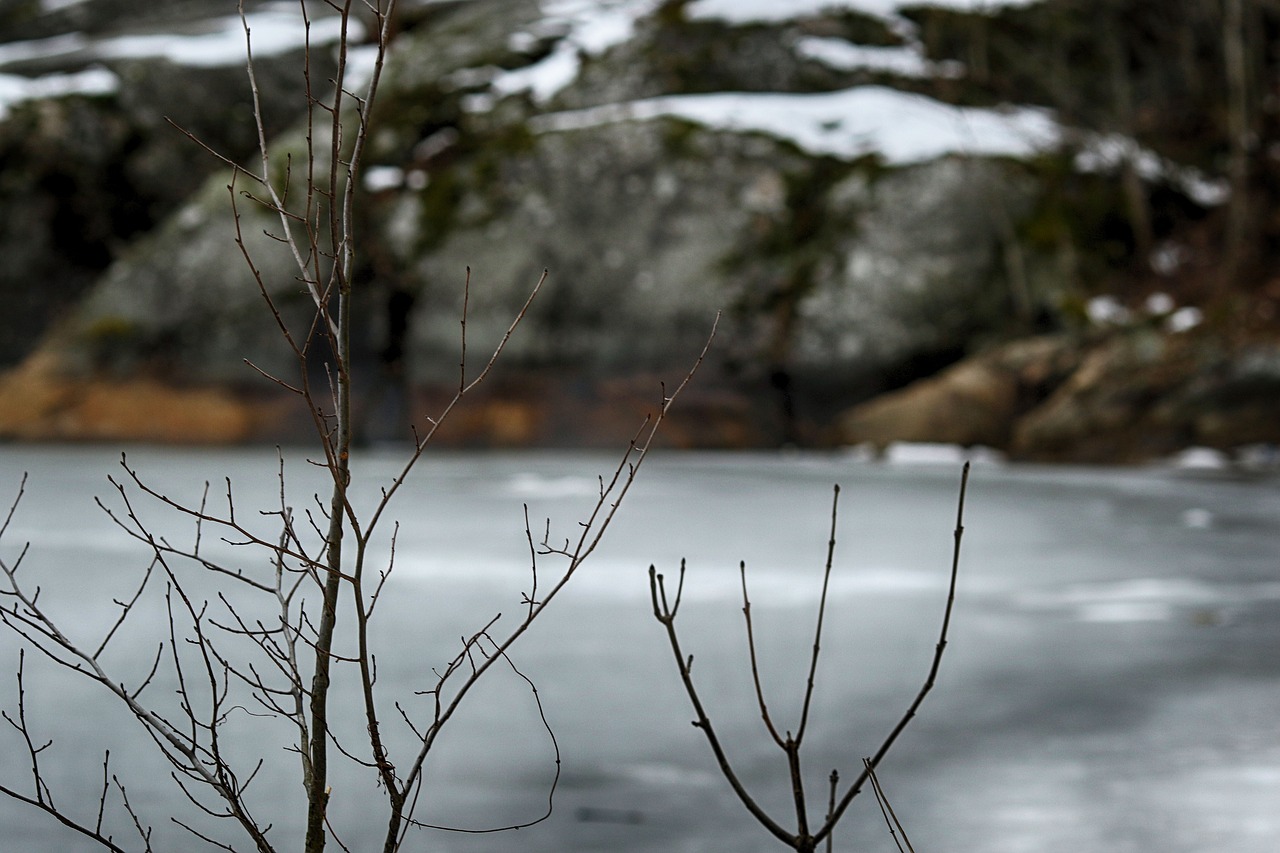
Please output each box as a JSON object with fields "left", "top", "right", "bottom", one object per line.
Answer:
{"left": 1, "top": 445, "right": 1277, "bottom": 852}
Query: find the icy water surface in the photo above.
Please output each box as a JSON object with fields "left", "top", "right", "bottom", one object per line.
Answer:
{"left": 1, "top": 445, "right": 1278, "bottom": 852}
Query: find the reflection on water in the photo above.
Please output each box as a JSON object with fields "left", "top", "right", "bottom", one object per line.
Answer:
{"left": 1, "top": 446, "right": 1278, "bottom": 852}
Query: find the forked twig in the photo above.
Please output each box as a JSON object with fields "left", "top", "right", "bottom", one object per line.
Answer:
{"left": 817, "top": 461, "right": 969, "bottom": 845}
{"left": 1, "top": 0, "right": 718, "bottom": 849}
{"left": 652, "top": 462, "right": 970, "bottom": 852}
{"left": 865, "top": 758, "right": 915, "bottom": 853}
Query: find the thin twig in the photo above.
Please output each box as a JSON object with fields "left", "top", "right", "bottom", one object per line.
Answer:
{"left": 865, "top": 758, "right": 914, "bottom": 853}
{"left": 814, "top": 461, "right": 969, "bottom": 846}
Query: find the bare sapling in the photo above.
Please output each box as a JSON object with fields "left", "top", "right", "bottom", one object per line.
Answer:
{"left": 0, "top": 2, "right": 713, "bottom": 852}
{"left": 649, "top": 463, "right": 969, "bottom": 853}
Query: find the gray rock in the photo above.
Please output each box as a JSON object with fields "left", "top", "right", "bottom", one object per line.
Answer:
{"left": 0, "top": 0, "right": 333, "bottom": 365}
{"left": 31, "top": 0, "right": 1041, "bottom": 408}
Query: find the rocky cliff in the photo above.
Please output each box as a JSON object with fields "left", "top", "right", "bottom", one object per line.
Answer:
{"left": 2, "top": 0, "right": 1277, "bottom": 458}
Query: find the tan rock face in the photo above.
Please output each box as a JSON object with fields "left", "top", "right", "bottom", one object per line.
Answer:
{"left": 838, "top": 336, "right": 1080, "bottom": 451}
{"left": 839, "top": 361, "right": 1019, "bottom": 448}
{"left": 8, "top": 325, "right": 1280, "bottom": 460}
{"left": 0, "top": 357, "right": 263, "bottom": 444}
{"left": 840, "top": 330, "right": 1280, "bottom": 463}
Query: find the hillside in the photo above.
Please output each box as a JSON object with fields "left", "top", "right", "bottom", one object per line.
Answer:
{"left": 1, "top": 0, "right": 1278, "bottom": 460}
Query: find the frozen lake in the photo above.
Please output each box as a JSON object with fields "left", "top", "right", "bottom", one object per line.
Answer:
{"left": 1, "top": 445, "right": 1278, "bottom": 852}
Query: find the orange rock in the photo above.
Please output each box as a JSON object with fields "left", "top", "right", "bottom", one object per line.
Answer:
{"left": 0, "top": 357, "right": 258, "bottom": 444}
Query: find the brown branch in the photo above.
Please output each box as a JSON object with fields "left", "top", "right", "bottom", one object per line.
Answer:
{"left": 403, "top": 638, "right": 562, "bottom": 835}
{"left": 0, "top": 655, "right": 147, "bottom": 853}
{"left": 383, "top": 318, "right": 719, "bottom": 845}
{"left": 813, "top": 461, "right": 970, "bottom": 846}
{"left": 0, "top": 781, "right": 134, "bottom": 853}
{"left": 650, "top": 564, "right": 796, "bottom": 847}
{"left": 824, "top": 769, "right": 838, "bottom": 853}
{"left": 864, "top": 758, "right": 914, "bottom": 853}
{"left": 796, "top": 484, "right": 839, "bottom": 743}
{"left": 654, "top": 465, "right": 968, "bottom": 852}
{"left": 359, "top": 267, "right": 549, "bottom": 546}
{"left": 739, "top": 560, "right": 784, "bottom": 746}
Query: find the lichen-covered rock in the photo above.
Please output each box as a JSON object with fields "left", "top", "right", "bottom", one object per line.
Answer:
{"left": 0, "top": 0, "right": 334, "bottom": 366}
{"left": 34, "top": 0, "right": 1038, "bottom": 404}
{"left": 1012, "top": 332, "right": 1280, "bottom": 462}
{"left": 840, "top": 328, "right": 1280, "bottom": 462}
{"left": 6, "top": 0, "right": 1274, "bottom": 456}
{"left": 839, "top": 336, "right": 1079, "bottom": 449}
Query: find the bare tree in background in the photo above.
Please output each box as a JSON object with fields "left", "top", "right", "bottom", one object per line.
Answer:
{"left": 0, "top": 2, "right": 712, "bottom": 851}
{"left": 1220, "top": 0, "right": 1252, "bottom": 288}
{"left": 649, "top": 465, "right": 969, "bottom": 853}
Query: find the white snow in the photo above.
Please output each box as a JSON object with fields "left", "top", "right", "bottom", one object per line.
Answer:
{"left": 483, "top": 1, "right": 1225, "bottom": 205}
{"left": 0, "top": 66, "right": 117, "bottom": 120}
{"left": 1144, "top": 292, "right": 1175, "bottom": 315}
{"left": 0, "top": 32, "right": 89, "bottom": 67}
{"left": 882, "top": 441, "right": 1004, "bottom": 465}
{"left": 1141, "top": 290, "right": 1205, "bottom": 334}
{"left": 0, "top": 4, "right": 358, "bottom": 72}
{"left": 795, "top": 36, "right": 963, "bottom": 78}
{"left": 687, "top": 0, "right": 1042, "bottom": 25}
{"left": 1084, "top": 293, "right": 1202, "bottom": 332}
{"left": 1170, "top": 447, "right": 1228, "bottom": 471}
{"left": 491, "top": 0, "right": 660, "bottom": 102}
{"left": 493, "top": 43, "right": 582, "bottom": 102}
{"left": 93, "top": 5, "right": 358, "bottom": 68}
{"left": 689, "top": 0, "right": 897, "bottom": 22}
{"left": 363, "top": 165, "right": 406, "bottom": 192}
{"left": 1084, "top": 295, "right": 1130, "bottom": 326}
{"left": 535, "top": 85, "right": 1058, "bottom": 164}
{"left": 1149, "top": 242, "right": 1189, "bottom": 275}
{"left": 1166, "top": 306, "right": 1203, "bottom": 333}
{"left": 1076, "top": 133, "right": 1228, "bottom": 207}
{"left": 505, "top": 472, "right": 601, "bottom": 498}
{"left": 0, "top": 5, "right": 373, "bottom": 118}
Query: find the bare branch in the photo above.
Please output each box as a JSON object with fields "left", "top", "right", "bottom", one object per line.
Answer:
{"left": 796, "top": 483, "right": 840, "bottom": 743}
{"left": 739, "top": 560, "right": 783, "bottom": 747}
{"left": 864, "top": 758, "right": 914, "bottom": 853}
{"left": 654, "top": 464, "right": 969, "bottom": 852}
{"left": 649, "top": 564, "right": 795, "bottom": 846}
{"left": 814, "top": 461, "right": 969, "bottom": 846}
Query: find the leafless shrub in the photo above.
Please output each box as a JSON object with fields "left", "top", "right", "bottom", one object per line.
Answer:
{"left": 1, "top": 3, "right": 713, "bottom": 851}
{"left": 649, "top": 463, "right": 969, "bottom": 853}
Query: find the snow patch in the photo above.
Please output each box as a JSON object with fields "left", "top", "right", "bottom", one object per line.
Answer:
{"left": 883, "top": 442, "right": 1003, "bottom": 465}
{"left": 1170, "top": 448, "right": 1229, "bottom": 472}
{"left": 795, "top": 37, "right": 964, "bottom": 78}
{"left": 687, "top": 0, "right": 1043, "bottom": 25}
{"left": 363, "top": 165, "right": 405, "bottom": 192}
{"left": 619, "top": 762, "right": 718, "bottom": 789}
{"left": 0, "top": 66, "right": 117, "bottom": 120}
{"left": 1144, "top": 292, "right": 1175, "bottom": 315}
{"left": 0, "top": 33, "right": 89, "bottom": 67}
{"left": 505, "top": 472, "right": 601, "bottom": 499}
{"left": 1166, "top": 306, "right": 1202, "bottom": 333}
{"left": 490, "top": 0, "right": 660, "bottom": 102}
{"left": 535, "top": 86, "right": 1059, "bottom": 165}
{"left": 93, "top": 6, "right": 358, "bottom": 68}
{"left": 1076, "top": 133, "right": 1229, "bottom": 207}
{"left": 2, "top": 4, "right": 359, "bottom": 72}
{"left": 1084, "top": 295, "right": 1130, "bottom": 326}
